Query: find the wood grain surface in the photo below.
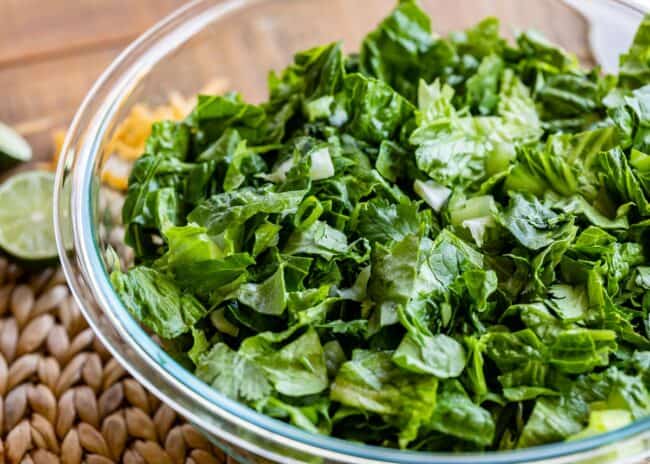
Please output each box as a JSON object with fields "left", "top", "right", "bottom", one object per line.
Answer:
{"left": 0, "top": 0, "right": 184, "bottom": 160}
{"left": 0, "top": 0, "right": 590, "bottom": 163}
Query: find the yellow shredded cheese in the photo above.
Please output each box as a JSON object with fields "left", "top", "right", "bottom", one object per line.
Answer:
{"left": 47, "top": 129, "right": 67, "bottom": 171}
{"left": 105, "top": 78, "right": 229, "bottom": 163}
{"left": 53, "top": 78, "right": 229, "bottom": 191}
{"left": 101, "top": 156, "right": 131, "bottom": 191}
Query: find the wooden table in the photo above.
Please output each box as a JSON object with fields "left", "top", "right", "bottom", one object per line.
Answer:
{"left": 0, "top": 0, "right": 184, "bottom": 162}
{"left": 0, "top": 0, "right": 592, "bottom": 164}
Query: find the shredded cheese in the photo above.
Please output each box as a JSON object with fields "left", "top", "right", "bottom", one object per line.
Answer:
{"left": 51, "top": 78, "right": 229, "bottom": 191}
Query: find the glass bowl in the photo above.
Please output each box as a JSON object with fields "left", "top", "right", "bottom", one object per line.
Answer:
{"left": 54, "top": 0, "right": 650, "bottom": 462}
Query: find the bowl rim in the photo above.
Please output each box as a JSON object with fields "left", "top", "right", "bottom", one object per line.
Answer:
{"left": 54, "top": 0, "right": 650, "bottom": 462}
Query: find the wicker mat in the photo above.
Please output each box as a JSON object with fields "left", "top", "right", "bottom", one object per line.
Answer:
{"left": 0, "top": 255, "right": 244, "bottom": 464}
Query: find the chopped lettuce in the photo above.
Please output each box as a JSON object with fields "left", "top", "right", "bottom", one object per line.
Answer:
{"left": 113, "top": 1, "right": 650, "bottom": 453}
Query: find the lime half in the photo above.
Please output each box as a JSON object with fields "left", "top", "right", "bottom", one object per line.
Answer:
{"left": 0, "top": 121, "right": 32, "bottom": 169}
{"left": 0, "top": 171, "right": 58, "bottom": 261}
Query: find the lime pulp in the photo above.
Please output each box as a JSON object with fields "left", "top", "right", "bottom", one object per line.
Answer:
{"left": 0, "top": 171, "right": 58, "bottom": 261}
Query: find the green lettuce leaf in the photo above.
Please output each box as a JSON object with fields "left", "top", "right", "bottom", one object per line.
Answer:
{"left": 111, "top": 266, "right": 207, "bottom": 339}
{"left": 620, "top": 14, "right": 650, "bottom": 89}
{"left": 330, "top": 350, "right": 438, "bottom": 447}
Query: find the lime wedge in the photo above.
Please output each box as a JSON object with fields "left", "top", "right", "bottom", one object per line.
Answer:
{"left": 0, "top": 121, "right": 32, "bottom": 168}
{"left": 0, "top": 171, "right": 58, "bottom": 261}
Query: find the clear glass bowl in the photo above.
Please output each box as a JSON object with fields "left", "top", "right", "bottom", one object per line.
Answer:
{"left": 53, "top": 0, "right": 650, "bottom": 462}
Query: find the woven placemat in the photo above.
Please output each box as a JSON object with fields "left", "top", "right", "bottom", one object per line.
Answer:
{"left": 0, "top": 256, "right": 243, "bottom": 464}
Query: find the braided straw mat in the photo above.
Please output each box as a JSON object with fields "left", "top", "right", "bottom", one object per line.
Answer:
{"left": 0, "top": 255, "right": 247, "bottom": 464}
